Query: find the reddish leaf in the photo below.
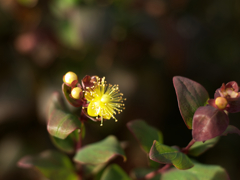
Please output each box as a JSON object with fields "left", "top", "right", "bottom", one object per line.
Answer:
{"left": 47, "top": 92, "right": 81, "bottom": 139}
{"left": 192, "top": 106, "right": 229, "bottom": 142}
{"left": 173, "top": 76, "right": 209, "bottom": 129}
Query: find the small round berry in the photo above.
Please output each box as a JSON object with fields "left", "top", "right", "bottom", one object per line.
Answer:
{"left": 215, "top": 97, "right": 228, "bottom": 110}
{"left": 71, "top": 87, "right": 82, "bottom": 99}
{"left": 63, "top": 71, "right": 78, "bottom": 85}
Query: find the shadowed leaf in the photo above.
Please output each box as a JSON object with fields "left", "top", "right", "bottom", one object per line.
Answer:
{"left": 47, "top": 92, "right": 81, "bottom": 139}
{"left": 192, "top": 106, "right": 229, "bottom": 141}
{"left": 222, "top": 125, "right": 240, "bottom": 136}
{"left": 127, "top": 120, "right": 163, "bottom": 154}
{"left": 173, "top": 76, "right": 209, "bottom": 129}
{"left": 188, "top": 137, "right": 219, "bottom": 156}
{"left": 50, "top": 130, "right": 79, "bottom": 154}
{"left": 18, "top": 150, "right": 78, "bottom": 180}
{"left": 74, "top": 135, "right": 126, "bottom": 165}
{"left": 101, "top": 164, "right": 131, "bottom": 180}
{"left": 161, "top": 161, "right": 230, "bottom": 180}
{"left": 131, "top": 168, "right": 161, "bottom": 180}
{"left": 149, "top": 141, "right": 193, "bottom": 170}
{"left": 82, "top": 163, "right": 107, "bottom": 178}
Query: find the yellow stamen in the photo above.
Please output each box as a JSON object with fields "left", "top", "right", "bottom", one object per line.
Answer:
{"left": 85, "top": 77, "right": 126, "bottom": 126}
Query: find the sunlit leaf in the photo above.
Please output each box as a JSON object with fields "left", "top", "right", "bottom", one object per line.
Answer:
{"left": 149, "top": 140, "right": 193, "bottom": 170}
{"left": 18, "top": 150, "right": 78, "bottom": 180}
{"left": 173, "top": 76, "right": 209, "bottom": 129}
{"left": 161, "top": 161, "right": 230, "bottom": 180}
{"left": 188, "top": 137, "right": 219, "bottom": 156}
{"left": 47, "top": 92, "right": 81, "bottom": 139}
{"left": 192, "top": 106, "right": 229, "bottom": 141}
{"left": 74, "top": 135, "right": 126, "bottom": 165}
{"left": 101, "top": 164, "right": 131, "bottom": 180}
{"left": 127, "top": 120, "right": 163, "bottom": 154}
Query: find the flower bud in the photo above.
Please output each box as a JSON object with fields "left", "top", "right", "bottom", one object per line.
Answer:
{"left": 215, "top": 97, "right": 228, "bottom": 110}
{"left": 63, "top": 71, "right": 78, "bottom": 85}
{"left": 71, "top": 87, "right": 82, "bottom": 99}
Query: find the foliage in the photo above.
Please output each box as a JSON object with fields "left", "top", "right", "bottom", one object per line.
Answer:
{"left": 17, "top": 73, "right": 240, "bottom": 180}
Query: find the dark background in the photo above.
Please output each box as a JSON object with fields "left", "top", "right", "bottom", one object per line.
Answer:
{"left": 1, "top": 0, "right": 240, "bottom": 179}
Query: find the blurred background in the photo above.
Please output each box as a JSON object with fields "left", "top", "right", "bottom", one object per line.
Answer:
{"left": 1, "top": 0, "right": 240, "bottom": 179}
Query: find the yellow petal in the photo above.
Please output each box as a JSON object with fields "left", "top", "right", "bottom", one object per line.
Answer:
{"left": 87, "top": 101, "right": 100, "bottom": 117}
{"left": 85, "top": 92, "right": 93, "bottom": 101}
{"left": 99, "top": 108, "right": 112, "bottom": 119}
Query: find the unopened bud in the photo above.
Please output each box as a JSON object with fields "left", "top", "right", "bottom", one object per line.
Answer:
{"left": 71, "top": 87, "right": 82, "bottom": 99}
{"left": 215, "top": 97, "right": 228, "bottom": 110}
{"left": 63, "top": 71, "right": 78, "bottom": 85}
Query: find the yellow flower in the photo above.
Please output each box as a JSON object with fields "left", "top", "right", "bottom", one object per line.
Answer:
{"left": 84, "top": 77, "right": 126, "bottom": 126}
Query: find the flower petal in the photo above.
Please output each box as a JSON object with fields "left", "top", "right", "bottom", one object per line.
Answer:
{"left": 226, "top": 81, "right": 239, "bottom": 91}
{"left": 87, "top": 101, "right": 101, "bottom": 117}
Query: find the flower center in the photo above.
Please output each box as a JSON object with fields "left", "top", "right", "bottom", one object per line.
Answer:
{"left": 101, "top": 94, "right": 110, "bottom": 103}
{"left": 84, "top": 76, "right": 126, "bottom": 126}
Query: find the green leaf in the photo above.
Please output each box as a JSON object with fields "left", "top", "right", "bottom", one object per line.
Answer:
{"left": 101, "top": 164, "right": 131, "bottom": 180}
{"left": 18, "top": 150, "right": 78, "bottom": 180}
{"left": 47, "top": 92, "right": 81, "bottom": 139}
{"left": 161, "top": 161, "right": 230, "bottom": 180}
{"left": 149, "top": 141, "right": 194, "bottom": 170}
{"left": 17, "top": 0, "right": 37, "bottom": 7}
{"left": 173, "top": 76, "right": 209, "bottom": 129}
{"left": 188, "top": 137, "right": 220, "bottom": 156}
{"left": 82, "top": 163, "right": 107, "bottom": 178}
{"left": 131, "top": 168, "right": 161, "bottom": 180}
{"left": 127, "top": 120, "right": 163, "bottom": 153}
{"left": 74, "top": 135, "right": 126, "bottom": 165}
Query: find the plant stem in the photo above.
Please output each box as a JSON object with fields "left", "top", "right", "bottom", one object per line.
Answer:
{"left": 181, "top": 139, "right": 195, "bottom": 154}
{"left": 76, "top": 122, "right": 84, "bottom": 152}
{"left": 76, "top": 122, "right": 84, "bottom": 180}
{"left": 142, "top": 164, "right": 171, "bottom": 180}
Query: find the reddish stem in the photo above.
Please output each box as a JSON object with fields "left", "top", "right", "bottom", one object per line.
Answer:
{"left": 75, "top": 121, "right": 84, "bottom": 152}
{"left": 75, "top": 130, "right": 82, "bottom": 151}
{"left": 142, "top": 164, "right": 171, "bottom": 180}
{"left": 75, "top": 122, "right": 84, "bottom": 180}
{"left": 181, "top": 139, "right": 195, "bottom": 154}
